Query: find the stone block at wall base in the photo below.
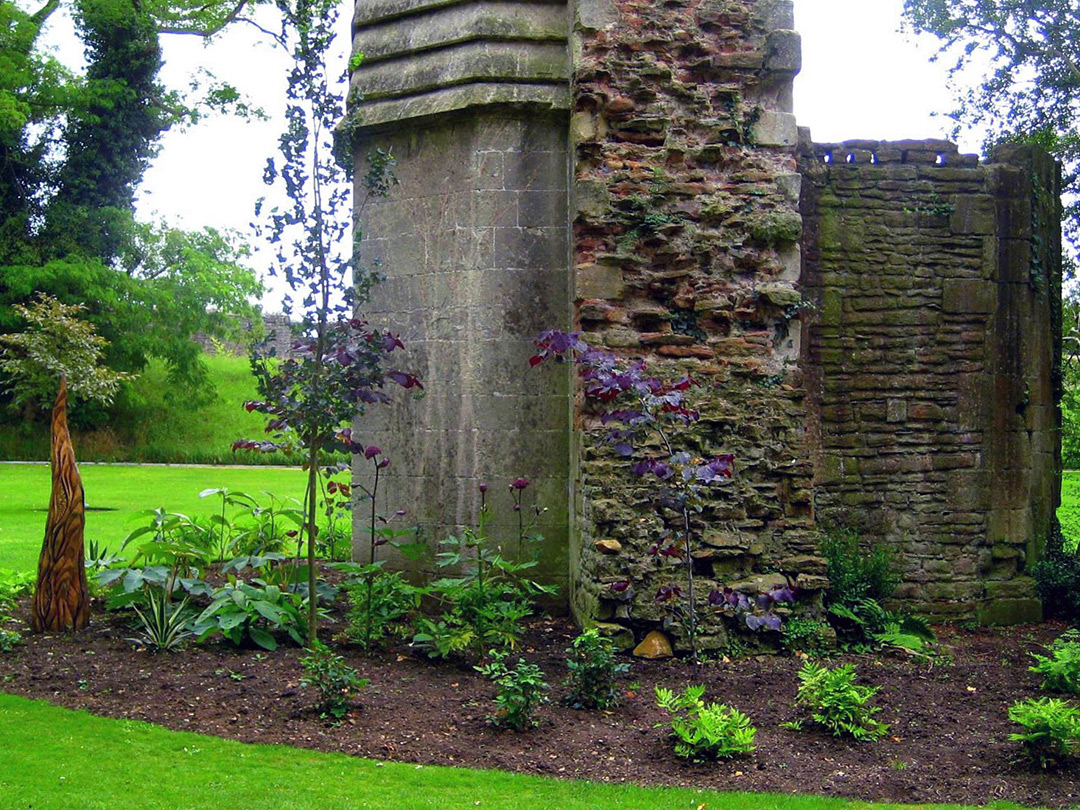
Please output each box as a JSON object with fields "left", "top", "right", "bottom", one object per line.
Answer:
{"left": 976, "top": 597, "right": 1043, "bottom": 626}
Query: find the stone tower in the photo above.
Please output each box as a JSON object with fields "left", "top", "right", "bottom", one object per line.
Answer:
{"left": 348, "top": 0, "right": 1061, "bottom": 641}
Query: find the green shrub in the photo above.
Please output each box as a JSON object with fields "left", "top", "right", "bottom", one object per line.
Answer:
{"left": 476, "top": 650, "right": 549, "bottom": 730}
{"left": 344, "top": 570, "right": 419, "bottom": 649}
{"left": 565, "top": 628, "right": 630, "bottom": 710}
{"left": 1030, "top": 630, "right": 1080, "bottom": 694}
{"left": 820, "top": 528, "right": 898, "bottom": 606}
{"left": 789, "top": 660, "right": 889, "bottom": 741}
{"left": 1033, "top": 527, "right": 1080, "bottom": 620}
{"left": 1009, "top": 697, "right": 1080, "bottom": 769}
{"left": 780, "top": 617, "right": 832, "bottom": 654}
{"left": 0, "top": 626, "right": 22, "bottom": 652}
{"left": 655, "top": 685, "right": 756, "bottom": 761}
{"left": 0, "top": 569, "right": 34, "bottom": 612}
{"left": 300, "top": 642, "right": 368, "bottom": 722}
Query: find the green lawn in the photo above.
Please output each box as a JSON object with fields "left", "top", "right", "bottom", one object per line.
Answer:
{"left": 1060, "top": 471, "right": 1080, "bottom": 551}
{"left": 0, "top": 353, "right": 322, "bottom": 465}
{"left": 0, "top": 694, "right": 1010, "bottom": 810}
{"left": 0, "top": 463, "right": 327, "bottom": 573}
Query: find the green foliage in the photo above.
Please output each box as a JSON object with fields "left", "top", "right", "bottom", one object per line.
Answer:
{"left": 413, "top": 497, "right": 552, "bottom": 660}
{"left": 1008, "top": 697, "right": 1080, "bottom": 769}
{"left": 790, "top": 661, "right": 889, "bottom": 741}
{"left": 127, "top": 590, "right": 194, "bottom": 652}
{"left": 475, "top": 650, "right": 549, "bottom": 731}
{"left": 780, "top": 617, "right": 832, "bottom": 654}
{"left": 654, "top": 685, "right": 756, "bottom": 761}
{"left": 0, "top": 626, "right": 21, "bottom": 652}
{"left": 903, "top": 0, "right": 1080, "bottom": 252}
{"left": 1030, "top": 630, "right": 1080, "bottom": 694}
{"left": 820, "top": 528, "right": 898, "bottom": 607}
{"left": 0, "top": 568, "right": 33, "bottom": 612}
{"left": 343, "top": 568, "right": 419, "bottom": 649}
{"left": 191, "top": 582, "right": 306, "bottom": 651}
{"left": 299, "top": 641, "right": 368, "bottom": 722}
{"left": 1034, "top": 526, "right": 1080, "bottom": 620}
{"left": 564, "top": 628, "right": 629, "bottom": 710}
{"left": 0, "top": 293, "right": 136, "bottom": 412}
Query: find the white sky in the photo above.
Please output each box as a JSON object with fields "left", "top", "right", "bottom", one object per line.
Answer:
{"left": 37, "top": 0, "right": 982, "bottom": 311}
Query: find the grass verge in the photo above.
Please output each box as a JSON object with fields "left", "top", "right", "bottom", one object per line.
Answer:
{"left": 0, "top": 464, "right": 335, "bottom": 573}
{"left": 0, "top": 693, "right": 1008, "bottom": 810}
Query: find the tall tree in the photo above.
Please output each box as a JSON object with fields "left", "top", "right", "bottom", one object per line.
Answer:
{"left": 903, "top": 0, "right": 1080, "bottom": 253}
{"left": 0, "top": 0, "right": 268, "bottom": 408}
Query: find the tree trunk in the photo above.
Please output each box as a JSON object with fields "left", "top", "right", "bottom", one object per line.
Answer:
{"left": 31, "top": 377, "right": 90, "bottom": 633}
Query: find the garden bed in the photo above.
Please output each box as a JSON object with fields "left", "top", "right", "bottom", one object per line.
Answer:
{"left": 0, "top": 606, "right": 1077, "bottom": 808}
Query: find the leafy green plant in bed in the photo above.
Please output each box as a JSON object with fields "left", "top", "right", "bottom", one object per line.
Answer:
{"left": 565, "top": 627, "right": 629, "bottom": 710}
{"left": 127, "top": 589, "right": 195, "bottom": 652}
{"left": 191, "top": 582, "right": 306, "bottom": 650}
{"left": 413, "top": 482, "right": 553, "bottom": 660}
{"left": 476, "top": 649, "right": 549, "bottom": 731}
{"left": 655, "top": 685, "right": 756, "bottom": 761}
{"left": 300, "top": 641, "right": 368, "bottom": 722}
{"left": 787, "top": 660, "right": 889, "bottom": 741}
{"left": 0, "top": 569, "right": 33, "bottom": 612}
{"left": 1009, "top": 697, "right": 1080, "bottom": 769}
{"left": 1030, "top": 629, "right": 1080, "bottom": 694}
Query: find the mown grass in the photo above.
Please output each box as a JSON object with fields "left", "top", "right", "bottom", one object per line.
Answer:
{"left": 0, "top": 693, "right": 1016, "bottom": 810}
{"left": 0, "top": 353, "right": 331, "bottom": 466}
{"left": 0, "top": 464, "right": 331, "bottom": 573}
{"left": 1060, "top": 471, "right": 1080, "bottom": 552}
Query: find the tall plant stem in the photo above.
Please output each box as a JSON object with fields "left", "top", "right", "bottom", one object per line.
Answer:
{"left": 682, "top": 504, "right": 697, "bottom": 665}
{"left": 365, "top": 460, "right": 380, "bottom": 648}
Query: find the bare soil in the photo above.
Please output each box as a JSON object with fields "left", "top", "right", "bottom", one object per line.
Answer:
{"left": 1, "top": 603, "right": 1078, "bottom": 808}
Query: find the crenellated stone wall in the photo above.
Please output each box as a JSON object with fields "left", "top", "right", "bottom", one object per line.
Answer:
{"left": 800, "top": 137, "right": 1062, "bottom": 623}
{"left": 347, "top": 0, "right": 1063, "bottom": 640}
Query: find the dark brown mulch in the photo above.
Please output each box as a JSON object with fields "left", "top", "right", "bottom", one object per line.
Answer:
{"left": 1, "top": 604, "right": 1078, "bottom": 808}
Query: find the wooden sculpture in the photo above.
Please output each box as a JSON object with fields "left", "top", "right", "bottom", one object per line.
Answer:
{"left": 31, "top": 376, "right": 90, "bottom": 632}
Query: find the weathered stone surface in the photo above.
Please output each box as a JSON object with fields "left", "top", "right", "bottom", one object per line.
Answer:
{"left": 633, "top": 630, "right": 674, "bottom": 659}
{"left": 591, "top": 621, "right": 636, "bottom": 650}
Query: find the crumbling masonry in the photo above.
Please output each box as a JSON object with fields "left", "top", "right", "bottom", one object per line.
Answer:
{"left": 348, "top": 0, "right": 1062, "bottom": 644}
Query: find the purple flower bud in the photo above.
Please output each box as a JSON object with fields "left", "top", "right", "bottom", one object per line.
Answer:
{"left": 479, "top": 483, "right": 489, "bottom": 494}
{"left": 510, "top": 477, "right": 530, "bottom": 490}
{"left": 377, "top": 458, "right": 390, "bottom": 469}
{"left": 364, "top": 445, "right": 381, "bottom": 459}
{"left": 395, "top": 509, "right": 407, "bottom": 516}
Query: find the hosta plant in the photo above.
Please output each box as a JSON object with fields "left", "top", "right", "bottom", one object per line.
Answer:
{"left": 565, "top": 628, "right": 630, "bottom": 710}
{"left": 789, "top": 660, "right": 889, "bottom": 741}
{"left": 1030, "top": 630, "right": 1080, "bottom": 694}
{"left": 1009, "top": 697, "right": 1080, "bottom": 769}
{"left": 191, "top": 582, "right": 306, "bottom": 651}
{"left": 655, "top": 685, "right": 756, "bottom": 761}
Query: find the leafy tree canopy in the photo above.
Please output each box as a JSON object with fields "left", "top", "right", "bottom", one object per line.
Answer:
{"left": 0, "top": 292, "right": 136, "bottom": 412}
{"left": 0, "top": 0, "right": 269, "bottom": 413}
{"left": 903, "top": 0, "right": 1080, "bottom": 256}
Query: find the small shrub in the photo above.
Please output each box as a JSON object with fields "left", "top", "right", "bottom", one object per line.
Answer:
{"left": 0, "top": 625, "right": 22, "bottom": 652}
{"left": 654, "top": 685, "right": 756, "bottom": 761}
{"left": 344, "top": 569, "right": 419, "bottom": 649}
{"left": 780, "top": 617, "right": 832, "bottom": 654}
{"left": 191, "top": 582, "right": 305, "bottom": 650}
{"left": 128, "top": 591, "right": 194, "bottom": 652}
{"left": 1030, "top": 630, "right": 1080, "bottom": 694}
{"left": 820, "top": 528, "right": 898, "bottom": 606}
{"left": 1033, "top": 533, "right": 1080, "bottom": 621}
{"left": 565, "top": 628, "right": 630, "bottom": 710}
{"left": 790, "top": 660, "right": 889, "bottom": 741}
{"left": 300, "top": 641, "right": 368, "bottom": 721}
{"left": 0, "top": 569, "right": 33, "bottom": 612}
{"left": 1009, "top": 697, "right": 1080, "bottom": 769}
{"left": 476, "top": 650, "right": 549, "bottom": 730}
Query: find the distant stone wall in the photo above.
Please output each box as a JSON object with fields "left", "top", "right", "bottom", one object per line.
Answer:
{"left": 800, "top": 138, "right": 1062, "bottom": 623}
{"left": 193, "top": 313, "right": 294, "bottom": 359}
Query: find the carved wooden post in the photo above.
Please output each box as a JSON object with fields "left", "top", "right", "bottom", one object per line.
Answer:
{"left": 31, "top": 376, "right": 90, "bottom": 632}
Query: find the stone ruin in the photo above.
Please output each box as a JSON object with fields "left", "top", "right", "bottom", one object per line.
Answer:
{"left": 345, "top": 0, "right": 1062, "bottom": 646}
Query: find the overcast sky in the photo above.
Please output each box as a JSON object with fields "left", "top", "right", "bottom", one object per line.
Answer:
{"left": 39, "top": 0, "right": 979, "bottom": 311}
